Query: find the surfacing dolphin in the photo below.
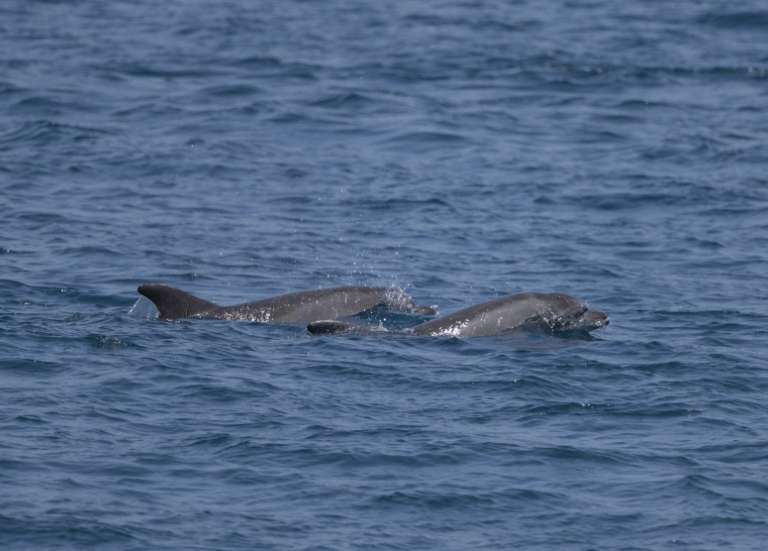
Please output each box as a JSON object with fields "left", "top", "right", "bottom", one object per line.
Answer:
{"left": 307, "top": 292, "right": 608, "bottom": 337}
{"left": 137, "top": 284, "right": 435, "bottom": 322}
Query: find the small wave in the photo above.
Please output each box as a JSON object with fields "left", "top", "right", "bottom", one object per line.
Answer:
{"left": 232, "top": 57, "right": 319, "bottom": 80}
{"left": 85, "top": 334, "right": 133, "bottom": 350}
{"left": 372, "top": 490, "right": 496, "bottom": 509}
{"left": 182, "top": 432, "right": 234, "bottom": 449}
{"left": 0, "top": 358, "right": 65, "bottom": 375}
{"left": 0, "top": 278, "right": 33, "bottom": 291}
{"left": 308, "top": 91, "right": 376, "bottom": 110}
{"left": 342, "top": 196, "right": 456, "bottom": 215}
{"left": 614, "top": 98, "right": 674, "bottom": 110}
{"left": 267, "top": 111, "right": 345, "bottom": 126}
{"left": 112, "top": 102, "right": 184, "bottom": 119}
{"left": 0, "top": 247, "right": 32, "bottom": 255}
{"left": 380, "top": 131, "right": 471, "bottom": 151}
{"left": 176, "top": 383, "right": 265, "bottom": 403}
{"left": 61, "top": 246, "right": 122, "bottom": 257}
{"left": 566, "top": 192, "right": 689, "bottom": 211}
{"left": 653, "top": 308, "right": 764, "bottom": 321}
{"left": 15, "top": 210, "right": 70, "bottom": 223}
{"left": 0, "top": 514, "right": 139, "bottom": 547}
{"left": 520, "top": 60, "right": 768, "bottom": 84}
{"left": 9, "top": 95, "right": 94, "bottom": 115}
{"left": 102, "top": 62, "right": 226, "bottom": 79}
{"left": 0, "top": 80, "right": 27, "bottom": 96}
{"left": 690, "top": 442, "right": 768, "bottom": 464}
{"left": 233, "top": 55, "right": 283, "bottom": 68}
{"left": 518, "top": 401, "right": 601, "bottom": 418}
{"left": 198, "top": 83, "right": 263, "bottom": 98}
{"left": 14, "top": 414, "right": 45, "bottom": 424}
{"left": 533, "top": 445, "right": 632, "bottom": 465}
{"left": 697, "top": 10, "right": 768, "bottom": 29}
{"left": 697, "top": 205, "right": 768, "bottom": 217}
{"left": 0, "top": 120, "right": 111, "bottom": 147}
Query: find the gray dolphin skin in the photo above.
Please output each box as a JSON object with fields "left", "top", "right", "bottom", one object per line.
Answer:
{"left": 137, "top": 284, "right": 435, "bottom": 322}
{"left": 411, "top": 292, "right": 608, "bottom": 336}
{"left": 307, "top": 292, "right": 608, "bottom": 337}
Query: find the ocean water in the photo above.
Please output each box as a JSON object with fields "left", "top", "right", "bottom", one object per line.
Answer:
{"left": 2, "top": 0, "right": 768, "bottom": 549}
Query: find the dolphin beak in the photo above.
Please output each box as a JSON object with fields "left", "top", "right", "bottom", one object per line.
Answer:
{"left": 583, "top": 309, "right": 609, "bottom": 329}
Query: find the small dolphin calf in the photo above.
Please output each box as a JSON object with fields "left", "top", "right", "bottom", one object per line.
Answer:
{"left": 138, "top": 284, "right": 435, "bottom": 322}
{"left": 308, "top": 292, "right": 608, "bottom": 337}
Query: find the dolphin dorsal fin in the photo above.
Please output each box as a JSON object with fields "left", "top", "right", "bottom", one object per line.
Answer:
{"left": 137, "top": 284, "right": 218, "bottom": 320}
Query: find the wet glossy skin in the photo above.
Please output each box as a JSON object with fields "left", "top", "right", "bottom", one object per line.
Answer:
{"left": 138, "top": 284, "right": 432, "bottom": 323}
{"left": 308, "top": 293, "right": 609, "bottom": 337}
{"left": 411, "top": 293, "right": 608, "bottom": 337}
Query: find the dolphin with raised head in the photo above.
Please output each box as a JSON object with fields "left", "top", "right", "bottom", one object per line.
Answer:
{"left": 137, "top": 284, "right": 436, "bottom": 323}
{"left": 307, "top": 292, "right": 608, "bottom": 337}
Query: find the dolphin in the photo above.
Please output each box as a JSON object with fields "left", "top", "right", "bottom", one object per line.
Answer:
{"left": 307, "top": 292, "right": 608, "bottom": 337}
{"left": 137, "top": 284, "right": 436, "bottom": 322}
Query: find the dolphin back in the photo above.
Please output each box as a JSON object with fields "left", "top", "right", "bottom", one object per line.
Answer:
{"left": 138, "top": 284, "right": 220, "bottom": 320}
{"left": 136, "top": 284, "right": 432, "bottom": 323}
{"left": 411, "top": 293, "right": 587, "bottom": 337}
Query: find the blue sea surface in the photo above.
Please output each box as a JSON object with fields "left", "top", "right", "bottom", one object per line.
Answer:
{"left": 2, "top": 1, "right": 768, "bottom": 549}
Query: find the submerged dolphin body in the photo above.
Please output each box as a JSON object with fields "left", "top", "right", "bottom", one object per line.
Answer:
{"left": 137, "top": 284, "right": 435, "bottom": 323}
{"left": 307, "top": 292, "right": 608, "bottom": 337}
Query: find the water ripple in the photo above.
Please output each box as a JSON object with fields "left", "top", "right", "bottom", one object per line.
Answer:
{"left": 2, "top": 1, "right": 768, "bottom": 549}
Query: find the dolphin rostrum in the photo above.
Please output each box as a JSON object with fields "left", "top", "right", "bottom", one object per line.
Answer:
{"left": 137, "top": 284, "right": 435, "bottom": 323}
{"left": 307, "top": 292, "right": 608, "bottom": 337}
